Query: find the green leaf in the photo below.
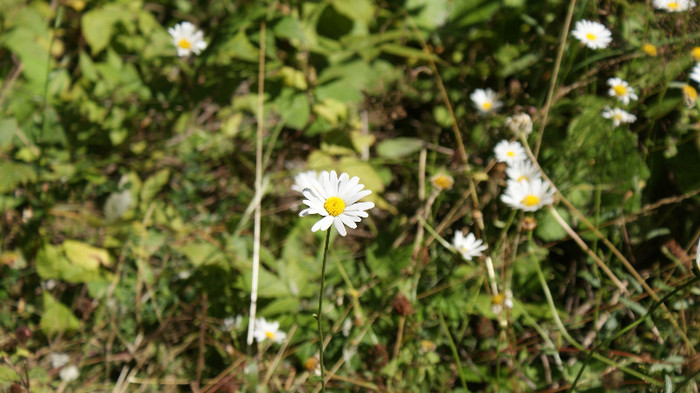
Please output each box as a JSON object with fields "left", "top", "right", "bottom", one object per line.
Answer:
{"left": 82, "top": 7, "right": 116, "bottom": 54}
{"left": 0, "top": 365, "right": 20, "bottom": 383}
{"left": 0, "top": 162, "right": 37, "bottom": 193}
{"left": 376, "top": 137, "right": 424, "bottom": 159}
{"left": 139, "top": 169, "right": 170, "bottom": 210}
{"left": 0, "top": 118, "right": 19, "bottom": 150}
{"left": 41, "top": 292, "right": 80, "bottom": 336}
{"left": 330, "top": 0, "right": 374, "bottom": 24}
{"left": 535, "top": 208, "right": 570, "bottom": 242}
{"left": 63, "top": 240, "right": 112, "bottom": 269}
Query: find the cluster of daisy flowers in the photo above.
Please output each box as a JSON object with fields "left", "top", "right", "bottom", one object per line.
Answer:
{"left": 601, "top": 76, "right": 638, "bottom": 127}
{"left": 494, "top": 140, "right": 555, "bottom": 212}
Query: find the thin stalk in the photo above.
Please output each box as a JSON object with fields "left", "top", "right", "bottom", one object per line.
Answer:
{"left": 437, "top": 310, "right": 470, "bottom": 393}
{"left": 246, "top": 21, "right": 266, "bottom": 347}
{"left": 316, "top": 229, "right": 332, "bottom": 393}
{"left": 530, "top": 245, "right": 662, "bottom": 386}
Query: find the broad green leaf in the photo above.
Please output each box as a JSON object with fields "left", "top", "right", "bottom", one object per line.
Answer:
{"left": 41, "top": 292, "right": 80, "bottom": 335}
{"left": 139, "top": 169, "right": 170, "bottom": 210}
{"left": 376, "top": 137, "right": 424, "bottom": 159}
{"left": 63, "top": 240, "right": 112, "bottom": 269}
{"left": 0, "top": 118, "right": 19, "bottom": 150}
{"left": 82, "top": 7, "right": 117, "bottom": 54}
{"left": 0, "top": 365, "right": 20, "bottom": 383}
{"left": 0, "top": 162, "right": 37, "bottom": 193}
{"left": 330, "top": 0, "right": 374, "bottom": 23}
{"left": 175, "top": 241, "right": 228, "bottom": 268}
{"left": 535, "top": 207, "right": 570, "bottom": 242}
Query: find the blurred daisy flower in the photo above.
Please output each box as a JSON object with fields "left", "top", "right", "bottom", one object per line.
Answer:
{"left": 506, "top": 159, "right": 541, "bottom": 183}
{"left": 470, "top": 88, "right": 502, "bottom": 114}
{"left": 505, "top": 113, "right": 533, "bottom": 137}
{"left": 601, "top": 107, "right": 637, "bottom": 126}
{"left": 59, "top": 365, "right": 80, "bottom": 382}
{"left": 453, "top": 230, "right": 487, "bottom": 261}
{"left": 299, "top": 170, "right": 374, "bottom": 236}
{"left": 682, "top": 85, "right": 697, "bottom": 108}
{"left": 652, "top": 0, "right": 696, "bottom": 12}
{"left": 253, "top": 317, "right": 287, "bottom": 344}
{"left": 491, "top": 290, "right": 514, "bottom": 315}
{"left": 292, "top": 170, "right": 320, "bottom": 194}
{"left": 430, "top": 173, "right": 454, "bottom": 191}
{"left": 571, "top": 20, "right": 612, "bottom": 50}
{"left": 690, "top": 63, "right": 700, "bottom": 85}
{"left": 168, "top": 21, "right": 207, "bottom": 57}
{"left": 494, "top": 140, "right": 527, "bottom": 165}
{"left": 607, "top": 78, "right": 638, "bottom": 105}
{"left": 501, "top": 178, "right": 555, "bottom": 212}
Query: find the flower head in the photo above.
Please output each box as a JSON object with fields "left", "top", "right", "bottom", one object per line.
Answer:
{"left": 501, "top": 178, "right": 555, "bottom": 212}
{"left": 470, "top": 88, "right": 502, "bottom": 114}
{"left": 168, "top": 21, "right": 207, "bottom": 57}
{"left": 299, "top": 170, "right": 375, "bottom": 236}
{"left": 692, "top": 47, "right": 700, "bottom": 62}
{"left": 59, "top": 365, "right": 80, "bottom": 382}
{"left": 506, "top": 159, "right": 541, "bottom": 183}
{"left": 491, "top": 290, "right": 513, "bottom": 314}
{"left": 253, "top": 317, "right": 287, "bottom": 344}
{"left": 452, "top": 230, "right": 487, "bottom": 261}
{"left": 607, "top": 78, "right": 638, "bottom": 105}
{"left": 652, "top": 0, "right": 696, "bottom": 12}
{"left": 642, "top": 43, "right": 658, "bottom": 57}
{"left": 682, "top": 84, "right": 698, "bottom": 108}
{"left": 505, "top": 113, "right": 533, "bottom": 137}
{"left": 431, "top": 173, "right": 454, "bottom": 191}
{"left": 571, "top": 20, "right": 612, "bottom": 50}
{"left": 494, "top": 140, "right": 527, "bottom": 165}
{"left": 690, "top": 63, "right": 700, "bottom": 85}
{"left": 601, "top": 107, "right": 637, "bottom": 127}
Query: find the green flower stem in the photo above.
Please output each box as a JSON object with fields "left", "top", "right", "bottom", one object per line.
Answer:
{"left": 530, "top": 245, "right": 662, "bottom": 387}
{"left": 316, "top": 229, "right": 332, "bottom": 392}
{"left": 437, "top": 310, "right": 470, "bottom": 393}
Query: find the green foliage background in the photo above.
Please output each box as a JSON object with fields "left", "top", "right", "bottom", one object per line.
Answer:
{"left": 0, "top": 0, "right": 699, "bottom": 391}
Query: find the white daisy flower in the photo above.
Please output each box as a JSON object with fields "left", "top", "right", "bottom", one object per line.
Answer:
{"left": 601, "top": 107, "right": 637, "bottom": 127}
{"left": 652, "top": 0, "right": 696, "bottom": 12}
{"left": 452, "top": 231, "right": 487, "bottom": 261}
{"left": 501, "top": 178, "right": 556, "bottom": 212}
{"left": 607, "top": 78, "right": 638, "bottom": 105}
{"left": 506, "top": 159, "right": 541, "bottom": 183}
{"left": 491, "top": 290, "right": 514, "bottom": 314}
{"left": 690, "top": 63, "right": 700, "bottom": 85}
{"left": 299, "top": 170, "right": 375, "bottom": 237}
{"left": 168, "top": 21, "right": 207, "bottom": 57}
{"left": 504, "top": 113, "right": 533, "bottom": 137}
{"left": 49, "top": 353, "right": 70, "bottom": 369}
{"left": 494, "top": 140, "right": 527, "bottom": 165}
{"left": 252, "top": 317, "right": 287, "bottom": 344}
{"left": 470, "top": 88, "right": 503, "bottom": 114}
{"left": 430, "top": 173, "right": 454, "bottom": 191}
{"left": 59, "top": 365, "right": 80, "bottom": 382}
{"left": 292, "top": 170, "right": 320, "bottom": 193}
{"left": 571, "top": 20, "right": 612, "bottom": 50}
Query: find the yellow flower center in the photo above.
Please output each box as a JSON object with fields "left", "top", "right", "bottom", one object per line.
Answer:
{"left": 506, "top": 150, "right": 515, "bottom": 157}
{"left": 492, "top": 294, "right": 505, "bottom": 305}
{"left": 613, "top": 85, "right": 627, "bottom": 96}
{"left": 521, "top": 194, "right": 540, "bottom": 207}
{"left": 668, "top": 1, "right": 679, "bottom": 9}
{"left": 642, "top": 43, "right": 657, "bottom": 57}
{"left": 265, "top": 331, "right": 275, "bottom": 339}
{"left": 178, "top": 38, "right": 192, "bottom": 49}
{"left": 692, "top": 47, "right": 700, "bottom": 61}
{"left": 585, "top": 32, "right": 597, "bottom": 41}
{"left": 516, "top": 175, "right": 528, "bottom": 182}
{"left": 482, "top": 101, "right": 492, "bottom": 111}
{"left": 614, "top": 113, "right": 622, "bottom": 121}
{"left": 324, "top": 196, "right": 346, "bottom": 217}
{"left": 432, "top": 175, "right": 454, "bottom": 190}
{"left": 683, "top": 85, "right": 698, "bottom": 100}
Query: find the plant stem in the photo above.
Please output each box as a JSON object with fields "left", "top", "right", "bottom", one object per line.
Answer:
{"left": 437, "top": 310, "right": 470, "bottom": 393}
{"left": 316, "top": 229, "right": 332, "bottom": 392}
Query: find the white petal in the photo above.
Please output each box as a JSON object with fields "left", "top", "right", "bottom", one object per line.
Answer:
{"left": 333, "top": 217, "right": 347, "bottom": 236}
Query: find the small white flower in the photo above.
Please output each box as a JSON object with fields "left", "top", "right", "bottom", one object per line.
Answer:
{"left": 506, "top": 159, "right": 541, "bottom": 183}
{"left": 607, "top": 78, "right": 638, "bottom": 105}
{"left": 430, "top": 173, "right": 454, "bottom": 191}
{"left": 601, "top": 107, "right": 637, "bottom": 127}
{"left": 49, "top": 353, "right": 70, "bottom": 369}
{"left": 653, "top": 0, "right": 696, "bottom": 12}
{"left": 491, "top": 290, "right": 514, "bottom": 314}
{"left": 494, "top": 140, "right": 527, "bottom": 165}
{"left": 690, "top": 63, "right": 700, "bottom": 85}
{"left": 253, "top": 317, "right": 287, "bottom": 344}
{"left": 501, "top": 178, "right": 556, "bottom": 212}
{"left": 299, "top": 170, "right": 375, "bottom": 237}
{"left": 504, "top": 113, "right": 533, "bottom": 137}
{"left": 452, "top": 231, "right": 487, "bottom": 261}
{"left": 470, "top": 88, "right": 502, "bottom": 114}
{"left": 571, "top": 20, "right": 612, "bottom": 50}
{"left": 292, "top": 170, "right": 320, "bottom": 194}
{"left": 59, "top": 365, "right": 79, "bottom": 382}
{"left": 168, "top": 21, "right": 207, "bottom": 57}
